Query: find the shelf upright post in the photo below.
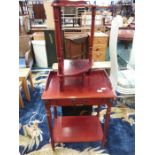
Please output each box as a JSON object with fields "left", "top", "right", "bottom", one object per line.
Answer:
{"left": 88, "top": 6, "right": 96, "bottom": 66}
{"left": 53, "top": 3, "right": 64, "bottom": 91}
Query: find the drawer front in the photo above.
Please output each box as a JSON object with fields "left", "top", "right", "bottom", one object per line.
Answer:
{"left": 53, "top": 98, "right": 103, "bottom": 106}
{"left": 94, "top": 37, "right": 108, "bottom": 44}
{"left": 93, "top": 51, "right": 106, "bottom": 61}
{"left": 93, "top": 44, "right": 107, "bottom": 51}
{"left": 49, "top": 98, "right": 112, "bottom": 107}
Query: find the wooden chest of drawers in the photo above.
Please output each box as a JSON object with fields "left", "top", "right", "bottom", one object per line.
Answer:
{"left": 92, "top": 32, "right": 108, "bottom": 62}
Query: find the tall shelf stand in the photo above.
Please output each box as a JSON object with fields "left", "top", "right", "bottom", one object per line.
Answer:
{"left": 42, "top": 0, "right": 116, "bottom": 150}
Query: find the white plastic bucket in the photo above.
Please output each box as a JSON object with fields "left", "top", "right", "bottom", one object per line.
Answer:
{"left": 31, "top": 40, "right": 48, "bottom": 68}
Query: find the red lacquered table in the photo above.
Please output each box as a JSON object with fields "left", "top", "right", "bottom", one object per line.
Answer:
{"left": 105, "top": 22, "right": 135, "bottom": 49}
{"left": 42, "top": 70, "right": 116, "bottom": 150}
{"left": 118, "top": 29, "right": 134, "bottom": 49}
{"left": 118, "top": 29, "right": 134, "bottom": 41}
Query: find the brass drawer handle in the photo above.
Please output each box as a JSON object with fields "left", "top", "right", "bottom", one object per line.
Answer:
{"left": 96, "top": 48, "right": 99, "bottom": 51}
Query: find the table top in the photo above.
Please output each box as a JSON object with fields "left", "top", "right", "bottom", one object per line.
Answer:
{"left": 118, "top": 29, "right": 134, "bottom": 41}
{"left": 19, "top": 68, "right": 30, "bottom": 78}
{"left": 105, "top": 22, "right": 135, "bottom": 30}
{"left": 42, "top": 70, "right": 116, "bottom": 100}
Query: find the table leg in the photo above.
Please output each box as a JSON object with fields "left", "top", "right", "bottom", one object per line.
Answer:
{"left": 29, "top": 71, "right": 34, "bottom": 91}
{"left": 19, "top": 89, "right": 24, "bottom": 108}
{"left": 102, "top": 103, "right": 112, "bottom": 144}
{"left": 22, "top": 78, "right": 31, "bottom": 101}
{"left": 125, "top": 41, "right": 129, "bottom": 49}
{"left": 60, "top": 76, "right": 64, "bottom": 91}
{"left": 45, "top": 103, "right": 55, "bottom": 151}
{"left": 54, "top": 106, "right": 58, "bottom": 118}
{"left": 97, "top": 105, "right": 100, "bottom": 117}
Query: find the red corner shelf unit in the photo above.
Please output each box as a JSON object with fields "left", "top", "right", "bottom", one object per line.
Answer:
{"left": 42, "top": 0, "right": 116, "bottom": 150}
{"left": 52, "top": 0, "right": 96, "bottom": 91}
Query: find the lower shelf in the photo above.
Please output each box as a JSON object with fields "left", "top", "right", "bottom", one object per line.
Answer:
{"left": 53, "top": 116, "right": 104, "bottom": 143}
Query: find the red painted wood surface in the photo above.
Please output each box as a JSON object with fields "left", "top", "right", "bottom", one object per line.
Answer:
{"left": 59, "top": 59, "right": 90, "bottom": 76}
{"left": 89, "top": 7, "right": 96, "bottom": 66}
{"left": 42, "top": 70, "right": 116, "bottom": 100}
{"left": 53, "top": 116, "right": 104, "bottom": 142}
{"left": 53, "top": 5, "right": 64, "bottom": 90}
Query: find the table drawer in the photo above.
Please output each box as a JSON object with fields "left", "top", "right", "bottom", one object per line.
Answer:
{"left": 93, "top": 51, "right": 106, "bottom": 61}
{"left": 93, "top": 44, "right": 107, "bottom": 51}
{"left": 51, "top": 98, "right": 105, "bottom": 106}
{"left": 94, "top": 37, "right": 108, "bottom": 44}
{"left": 49, "top": 98, "right": 112, "bottom": 107}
